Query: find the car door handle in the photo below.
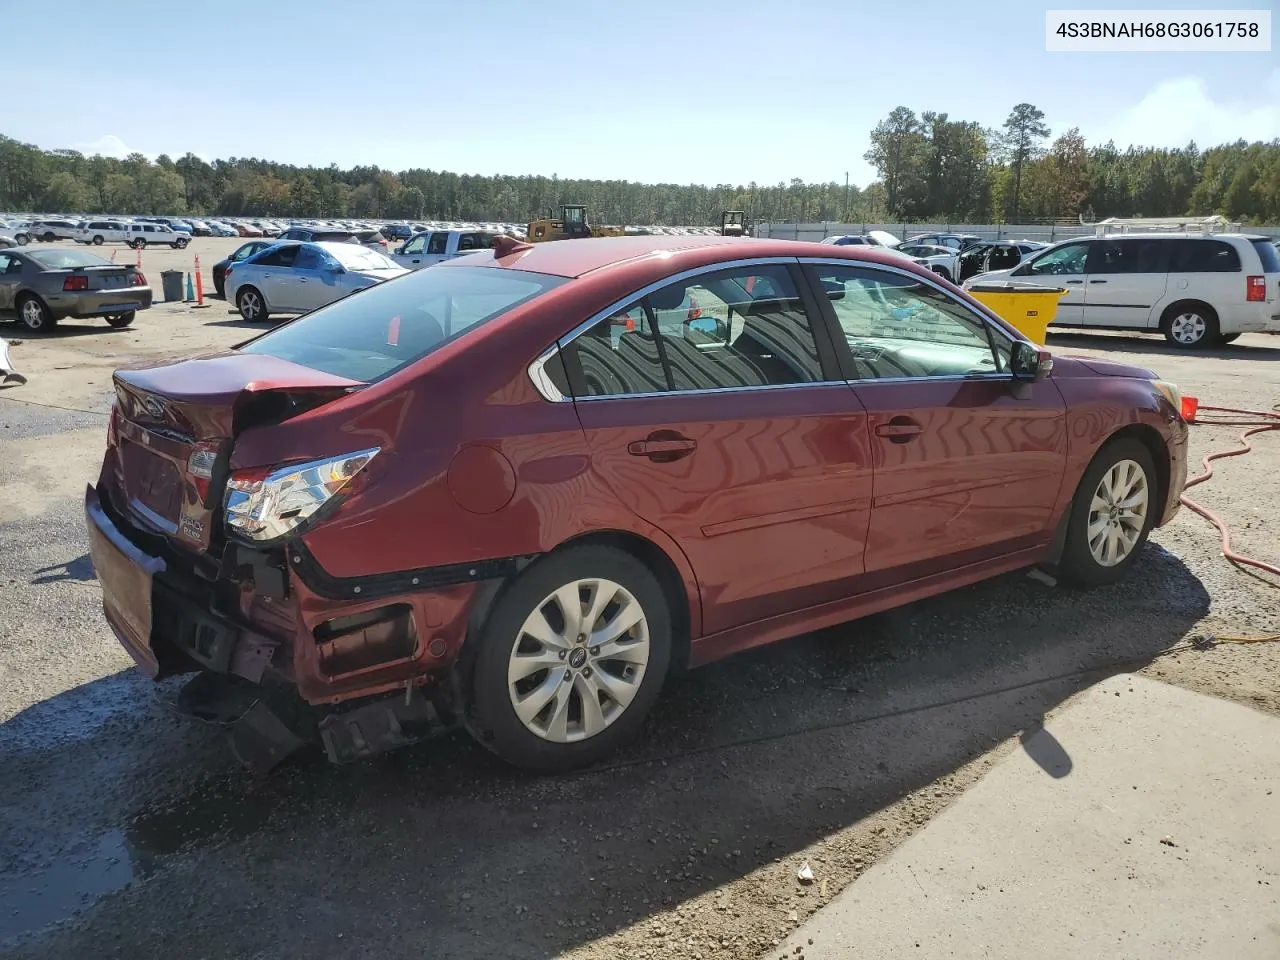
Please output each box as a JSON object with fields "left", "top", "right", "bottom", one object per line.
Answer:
{"left": 627, "top": 436, "right": 697, "bottom": 460}
{"left": 1065, "top": 280, "right": 1083, "bottom": 285}
{"left": 1088, "top": 279, "right": 1107, "bottom": 284}
{"left": 875, "top": 418, "right": 924, "bottom": 443}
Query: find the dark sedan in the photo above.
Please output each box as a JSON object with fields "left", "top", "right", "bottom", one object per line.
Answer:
{"left": 212, "top": 240, "right": 274, "bottom": 298}
{"left": 0, "top": 247, "right": 151, "bottom": 332}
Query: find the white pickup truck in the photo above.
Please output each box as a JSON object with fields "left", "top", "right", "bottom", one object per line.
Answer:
{"left": 391, "top": 230, "right": 496, "bottom": 270}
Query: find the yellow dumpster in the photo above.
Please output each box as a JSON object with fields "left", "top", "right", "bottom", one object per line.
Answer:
{"left": 966, "top": 282, "right": 1067, "bottom": 345}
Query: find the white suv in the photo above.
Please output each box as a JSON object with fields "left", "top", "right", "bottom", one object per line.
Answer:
{"left": 125, "top": 222, "right": 189, "bottom": 249}
{"left": 74, "top": 219, "right": 132, "bottom": 245}
{"left": 966, "top": 229, "right": 1280, "bottom": 348}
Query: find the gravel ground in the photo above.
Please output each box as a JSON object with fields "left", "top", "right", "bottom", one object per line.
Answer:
{"left": 1, "top": 244, "right": 1277, "bottom": 960}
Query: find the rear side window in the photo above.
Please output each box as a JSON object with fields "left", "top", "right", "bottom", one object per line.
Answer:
{"left": 239, "top": 266, "right": 566, "bottom": 382}
{"left": 427, "top": 233, "right": 449, "bottom": 255}
{"left": 1250, "top": 239, "right": 1280, "bottom": 273}
{"left": 1087, "top": 239, "right": 1169, "bottom": 274}
{"left": 1170, "top": 239, "right": 1240, "bottom": 273}
{"left": 254, "top": 245, "right": 301, "bottom": 267}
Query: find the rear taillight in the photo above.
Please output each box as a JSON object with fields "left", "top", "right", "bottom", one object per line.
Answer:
{"left": 63, "top": 275, "right": 88, "bottom": 291}
{"left": 225, "top": 448, "right": 380, "bottom": 542}
{"left": 186, "top": 440, "right": 223, "bottom": 504}
{"left": 1246, "top": 275, "right": 1266, "bottom": 302}
{"left": 224, "top": 267, "right": 233, "bottom": 281}
{"left": 130, "top": 272, "right": 146, "bottom": 287}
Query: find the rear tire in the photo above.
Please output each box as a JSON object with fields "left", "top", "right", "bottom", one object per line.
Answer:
{"left": 468, "top": 545, "right": 672, "bottom": 772}
{"left": 92, "top": 235, "right": 104, "bottom": 246}
{"left": 17, "top": 295, "right": 55, "bottom": 333}
{"left": 1160, "top": 301, "right": 1218, "bottom": 349}
{"left": 105, "top": 311, "right": 135, "bottom": 328}
{"left": 41, "top": 232, "right": 56, "bottom": 243}
{"left": 1057, "top": 438, "right": 1158, "bottom": 587}
{"left": 132, "top": 238, "right": 146, "bottom": 250}
{"left": 236, "top": 286, "right": 268, "bottom": 322}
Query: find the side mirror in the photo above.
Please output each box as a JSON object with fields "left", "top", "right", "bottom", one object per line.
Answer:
{"left": 394, "top": 246, "right": 404, "bottom": 255}
{"left": 1010, "top": 340, "right": 1052, "bottom": 382}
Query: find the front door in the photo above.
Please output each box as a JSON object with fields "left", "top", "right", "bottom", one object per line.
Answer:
{"left": 0, "top": 254, "right": 18, "bottom": 313}
{"left": 1081, "top": 238, "right": 1169, "bottom": 329}
{"left": 803, "top": 262, "right": 1067, "bottom": 584}
{"left": 1011, "top": 240, "right": 1091, "bottom": 325}
{"left": 565, "top": 263, "right": 874, "bottom": 635}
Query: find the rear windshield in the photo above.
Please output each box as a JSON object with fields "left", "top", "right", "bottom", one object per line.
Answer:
{"left": 239, "top": 265, "right": 567, "bottom": 382}
{"left": 1250, "top": 239, "right": 1280, "bottom": 273}
{"left": 25, "top": 249, "right": 111, "bottom": 269}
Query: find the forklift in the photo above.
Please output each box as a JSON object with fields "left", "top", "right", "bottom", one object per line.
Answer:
{"left": 720, "top": 210, "right": 748, "bottom": 237}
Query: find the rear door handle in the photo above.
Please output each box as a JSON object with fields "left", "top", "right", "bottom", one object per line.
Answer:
{"left": 875, "top": 418, "right": 924, "bottom": 443}
{"left": 627, "top": 436, "right": 697, "bottom": 461}
{"left": 1088, "top": 279, "right": 1107, "bottom": 284}
{"left": 1065, "top": 280, "right": 1083, "bottom": 285}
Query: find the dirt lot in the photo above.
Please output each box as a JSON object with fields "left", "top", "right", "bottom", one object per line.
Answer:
{"left": 1, "top": 238, "right": 1278, "bottom": 959}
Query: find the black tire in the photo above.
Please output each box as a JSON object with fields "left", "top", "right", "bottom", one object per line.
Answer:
{"left": 16, "top": 294, "right": 55, "bottom": 333}
{"left": 175, "top": 237, "right": 188, "bottom": 249}
{"left": 41, "top": 232, "right": 56, "bottom": 243}
{"left": 92, "top": 235, "right": 104, "bottom": 246}
{"left": 1218, "top": 333, "right": 1241, "bottom": 345}
{"left": 1160, "top": 301, "right": 1219, "bottom": 349}
{"left": 236, "top": 286, "right": 268, "bottom": 322}
{"left": 15, "top": 234, "right": 29, "bottom": 246}
{"left": 214, "top": 279, "right": 225, "bottom": 299}
{"left": 1057, "top": 437, "right": 1158, "bottom": 587}
{"left": 105, "top": 311, "right": 135, "bottom": 328}
{"left": 133, "top": 238, "right": 146, "bottom": 250}
{"left": 468, "top": 545, "right": 672, "bottom": 772}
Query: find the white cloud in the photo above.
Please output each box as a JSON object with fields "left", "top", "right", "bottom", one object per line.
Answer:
{"left": 1085, "top": 70, "right": 1280, "bottom": 149}
{"left": 70, "top": 134, "right": 135, "bottom": 159}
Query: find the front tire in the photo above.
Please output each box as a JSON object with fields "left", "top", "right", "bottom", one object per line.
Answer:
{"left": 236, "top": 286, "right": 268, "bottom": 322}
{"left": 92, "top": 235, "right": 104, "bottom": 246}
{"left": 175, "top": 238, "right": 188, "bottom": 249}
{"left": 1058, "top": 438, "right": 1158, "bottom": 586}
{"left": 1161, "top": 301, "right": 1219, "bottom": 349}
{"left": 17, "top": 295, "right": 55, "bottom": 333}
{"left": 468, "top": 545, "right": 672, "bottom": 772}
{"left": 105, "top": 311, "right": 135, "bottom": 328}
{"left": 132, "top": 238, "right": 146, "bottom": 250}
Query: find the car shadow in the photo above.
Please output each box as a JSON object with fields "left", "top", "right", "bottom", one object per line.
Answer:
{"left": 2, "top": 545, "right": 1209, "bottom": 958}
{"left": 1049, "top": 330, "right": 1280, "bottom": 360}
{"left": 2, "top": 322, "right": 129, "bottom": 339}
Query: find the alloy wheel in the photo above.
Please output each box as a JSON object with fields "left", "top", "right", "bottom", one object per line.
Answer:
{"left": 20, "top": 299, "right": 46, "bottom": 331}
{"left": 238, "top": 290, "right": 261, "bottom": 320}
{"left": 1169, "top": 312, "right": 1206, "bottom": 345}
{"left": 1087, "top": 459, "right": 1149, "bottom": 567}
{"left": 507, "top": 578, "right": 650, "bottom": 743}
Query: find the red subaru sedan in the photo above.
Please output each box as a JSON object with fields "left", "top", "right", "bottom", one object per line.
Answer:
{"left": 85, "top": 235, "right": 1188, "bottom": 772}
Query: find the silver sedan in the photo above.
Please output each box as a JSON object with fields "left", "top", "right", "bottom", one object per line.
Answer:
{"left": 0, "top": 247, "right": 152, "bottom": 333}
{"left": 226, "top": 241, "right": 408, "bottom": 323}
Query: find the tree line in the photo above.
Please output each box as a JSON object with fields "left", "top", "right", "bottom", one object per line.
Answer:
{"left": 2, "top": 110, "right": 1277, "bottom": 226}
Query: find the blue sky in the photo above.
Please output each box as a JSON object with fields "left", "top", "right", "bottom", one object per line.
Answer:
{"left": 6, "top": 0, "right": 1277, "bottom": 188}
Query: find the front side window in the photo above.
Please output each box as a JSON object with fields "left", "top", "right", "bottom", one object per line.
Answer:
{"left": 1020, "top": 241, "right": 1089, "bottom": 276}
{"left": 403, "top": 234, "right": 426, "bottom": 255}
{"left": 241, "top": 265, "right": 565, "bottom": 382}
{"left": 810, "top": 264, "right": 1001, "bottom": 379}
{"left": 427, "top": 233, "right": 449, "bottom": 255}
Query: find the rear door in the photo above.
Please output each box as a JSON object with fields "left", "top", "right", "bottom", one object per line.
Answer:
{"left": 288, "top": 246, "right": 330, "bottom": 312}
{"left": 1011, "top": 240, "right": 1090, "bottom": 324}
{"left": 1166, "top": 238, "right": 1244, "bottom": 328}
{"left": 563, "top": 260, "right": 874, "bottom": 635}
{"left": 0, "top": 254, "right": 18, "bottom": 313}
{"left": 803, "top": 260, "right": 1067, "bottom": 583}
{"left": 1081, "top": 238, "right": 1169, "bottom": 328}
{"left": 251, "top": 244, "right": 303, "bottom": 310}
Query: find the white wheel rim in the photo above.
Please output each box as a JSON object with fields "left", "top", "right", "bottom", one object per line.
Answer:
{"left": 240, "top": 292, "right": 260, "bottom": 319}
{"left": 1170, "top": 313, "right": 1205, "bottom": 344}
{"left": 1087, "top": 459, "right": 1149, "bottom": 567}
{"left": 508, "top": 577, "right": 650, "bottom": 743}
{"left": 21, "top": 300, "right": 42, "bottom": 328}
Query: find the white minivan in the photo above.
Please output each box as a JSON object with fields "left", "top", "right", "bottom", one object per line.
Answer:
{"left": 73, "top": 219, "right": 133, "bottom": 245}
{"left": 966, "top": 229, "right": 1280, "bottom": 348}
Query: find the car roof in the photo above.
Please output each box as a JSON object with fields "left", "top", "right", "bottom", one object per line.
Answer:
{"left": 446, "top": 235, "right": 931, "bottom": 280}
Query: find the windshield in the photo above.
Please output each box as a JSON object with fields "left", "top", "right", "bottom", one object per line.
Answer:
{"left": 330, "top": 245, "right": 400, "bottom": 271}
{"left": 26, "top": 249, "right": 112, "bottom": 269}
{"left": 239, "top": 265, "right": 567, "bottom": 382}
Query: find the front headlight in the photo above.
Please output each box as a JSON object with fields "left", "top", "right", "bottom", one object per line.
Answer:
{"left": 1153, "top": 379, "right": 1183, "bottom": 416}
{"left": 225, "top": 447, "right": 380, "bottom": 542}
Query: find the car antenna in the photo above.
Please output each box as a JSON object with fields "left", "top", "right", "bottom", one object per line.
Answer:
{"left": 492, "top": 234, "right": 533, "bottom": 258}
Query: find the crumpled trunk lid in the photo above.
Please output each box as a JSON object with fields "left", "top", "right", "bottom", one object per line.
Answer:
{"left": 107, "top": 351, "right": 360, "bottom": 551}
